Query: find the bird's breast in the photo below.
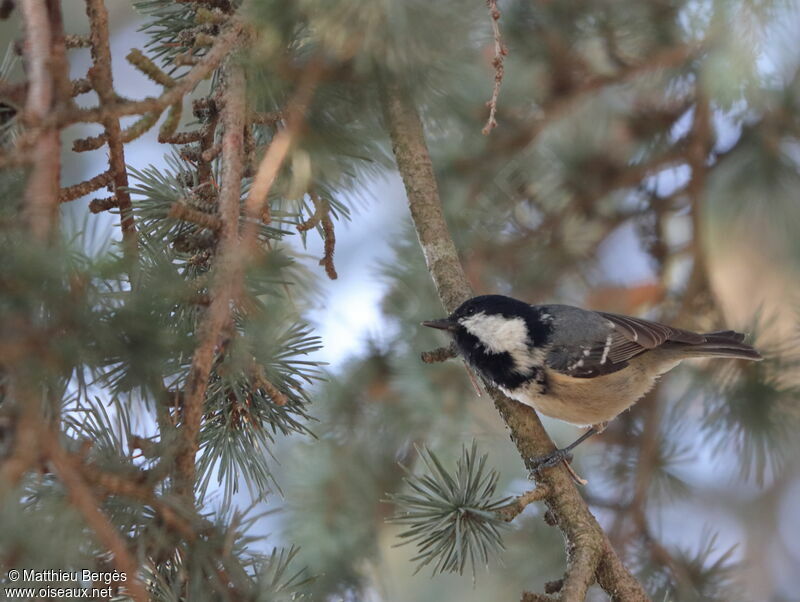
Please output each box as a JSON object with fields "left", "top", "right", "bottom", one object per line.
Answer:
{"left": 504, "top": 356, "right": 681, "bottom": 426}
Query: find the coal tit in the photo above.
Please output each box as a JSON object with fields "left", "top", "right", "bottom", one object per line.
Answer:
{"left": 423, "top": 295, "right": 762, "bottom": 469}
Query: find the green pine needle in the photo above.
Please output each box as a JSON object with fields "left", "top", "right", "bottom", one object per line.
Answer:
{"left": 387, "top": 442, "right": 511, "bottom": 579}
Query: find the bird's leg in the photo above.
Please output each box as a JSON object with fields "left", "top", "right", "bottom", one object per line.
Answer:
{"left": 528, "top": 424, "right": 604, "bottom": 473}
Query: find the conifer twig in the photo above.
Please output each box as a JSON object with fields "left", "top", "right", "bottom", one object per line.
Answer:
{"left": 72, "top": 111, "right": 161, "bottom": 151}
{"left": 58, "top": 169, "right": 114, "bottom": 203}
{"left": 53, "top": 19, "right": 246, "bottom": 128}
{"left": 88, "top": 196, "right": 118, "bottom": 213}
{"left": 466, "top": 41, "right": 701, "bottom": 167}
{"left": 176, "top": 59, "right": 246, "bottom": 498}
{"left": 319, "top": 210, "right": 338, "bottom": 279}
{"left": 85, "top": 0, "right": 137, "bottom": 255}
{"left": 305, "top": 193, "right": 339, "bottom": 280}
{"left": 495, "top": 485, "right": 551, "bottom": 521}
{"left": 46, "top": 438, "right": 148, "bottom": 602}
{"left": 253, "top": 365, "right": 288, "bottom": 406}
{"left": 296, "top": 193, "right": 325, "bottom": 232}
{"left": 611, "top": 97, "right": 715, "bottom": 582}
{"left": 168, "top": 202, "right": 223, "bottom": 231}
{"left": 178, "top": 57, "right": 322, "bottom": 497}
{"left": 71, "top": 77, "right": 92, "bottom": 96}
{"left": 64, "top": 34, "right": 92, "bottom": 48}
{"left": 420, "top": 344, "right": 458, "bottom": 363}
{"left": 78, "top": 461, "right": 197, "bottom": 542}
{"left": 561, "top": 546, "right": 603, "bottom": 602}
{"left": 296, "top": 192, "right": 339, "bottom": 279}
{"left": 482, "top": 0, "right": 507, "bottom": 135}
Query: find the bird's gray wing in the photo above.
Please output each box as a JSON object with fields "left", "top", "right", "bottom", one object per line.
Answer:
{"left": 542, "top": 306, "right": 640, "bottom": 378}
{"left": 596, "top": 311, "right": 705, "bottom": 347}
{"left": 596, "top": 311, "right": 705, "bottom": 363}
{"left": 544, "top": 306, "right": 704, "bottom": 378}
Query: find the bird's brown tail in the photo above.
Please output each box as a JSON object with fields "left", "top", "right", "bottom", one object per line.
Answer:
{"left": 675, "top": 330, "right": 762, "bottom": 361}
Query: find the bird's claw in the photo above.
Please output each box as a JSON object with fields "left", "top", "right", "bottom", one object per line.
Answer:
{"left": 528, "top": 448, "right": 574, "bottom": 475}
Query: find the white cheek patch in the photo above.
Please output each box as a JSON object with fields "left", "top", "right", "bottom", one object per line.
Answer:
{"left": 460, "top": 313, "right": 543, "bottom": 375}
{"left": 460, "top": 313, "right": 528, "bottom": 353}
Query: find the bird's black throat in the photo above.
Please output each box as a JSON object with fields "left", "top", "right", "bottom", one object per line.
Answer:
{"left": 453, "top": 329, "right": 534, "bottom": 389}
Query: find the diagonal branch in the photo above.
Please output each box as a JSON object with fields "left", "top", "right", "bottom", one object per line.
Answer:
{"left": 84, "top": 0, "right": 138, "bottom": 255}
{"left": 176, "top": 57, "right": 321, "bottom": 498}
{"left": 175, "top": 60, "right": 246, "bottom": 498}
{"left": 77, "top": 458, "right": 197, "bottom": 542}
{"left": 242, "top": 59, "right": 321, "bottom": 230}
{"left": 46, "top": 437, "right": 148, "bottom": 602}
{"left": 381, "top": 80, "right": 650, "bottom": 602}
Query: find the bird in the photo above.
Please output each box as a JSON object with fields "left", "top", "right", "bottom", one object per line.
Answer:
{"left": 422, "top": 294, "right": 762, "bottom": 471}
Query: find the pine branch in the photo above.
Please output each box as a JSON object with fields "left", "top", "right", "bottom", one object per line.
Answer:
{"left": 388, "top": 443, "right": 511, "bottom": 578}
{"left": 52, "top": 19, "right": 246, "bottom": 128}
{"left": 58, "top": 169, "right": 114, "bottom": 203}
{"left": 481, "top": 0, "right": 507, "bottom": 135}
{"left": 46, "top": 435, "right": 148, "bottom": 602}
{"left": 79, "top": 459, "right": 197, "bottom": 542}
{"left": 84, "top": 0, "right": 137, "bottom": 257}
{"left": 177, "top": 45, "right": 323, "bottom": 498}
{"left": 608, "top": 95, "right": 716, "bottom": 574}
{"left": 168, "top": 201, "right": 223, "bottom": 231}
{"left": 176, "top": 58, "right": 246, "bottom": 498}
{"left": 381, "top": 79, "right": 650, "bottom": 601}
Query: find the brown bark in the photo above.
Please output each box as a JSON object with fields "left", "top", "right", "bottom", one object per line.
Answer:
{"left": 175, "top": 60, "right": 246, "bottom": 497}
{"left": 47, "top": 437, "right": 148, "bottom": 602}
{"left": 84, "top": 0, "right": 137, "bottom": 255}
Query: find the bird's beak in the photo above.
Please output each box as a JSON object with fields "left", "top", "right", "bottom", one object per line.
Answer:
{"left": 421, "top": 318, "right": 458, "bottom": 332}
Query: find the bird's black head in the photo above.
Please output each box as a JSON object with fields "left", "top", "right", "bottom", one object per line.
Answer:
{"left": 422, "top": 295, "right": 553, "bottom": 389}
{"left": 422, "top": 295, "right": 546, "bottom": 333}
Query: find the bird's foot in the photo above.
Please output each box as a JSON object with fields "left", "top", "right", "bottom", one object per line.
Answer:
{"left": 528, "top": 449, "right": 588, "bottom": 486}
{"left": 528, "top": 448, "right": 574, "bottom": 473}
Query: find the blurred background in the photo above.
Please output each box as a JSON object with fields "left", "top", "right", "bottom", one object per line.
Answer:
{"left": 2, "top": 1, "right": 800, "bottom": 600}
